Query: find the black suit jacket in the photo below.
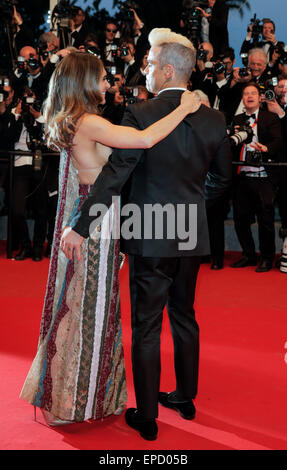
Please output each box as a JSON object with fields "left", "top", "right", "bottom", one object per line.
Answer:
{"left": 71, "top": 24, "right": 90, "bottom": 49}
{"left": 233, "top": 108, "right": 283, "bottom": 182}
{"left": 209, "top": 2, "right": 229, "bottom": 57}
{"left": 72, "top": 90, "right": 232, "bottom": 257}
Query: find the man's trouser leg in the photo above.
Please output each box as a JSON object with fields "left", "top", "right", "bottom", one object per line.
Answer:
{"left": 129, "top": 255, "right": 200, "bottom": 419}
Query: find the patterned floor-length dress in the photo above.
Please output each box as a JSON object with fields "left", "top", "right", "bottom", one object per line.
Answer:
{"left": 20, "top": 147, "right": 127, "bottom": 422}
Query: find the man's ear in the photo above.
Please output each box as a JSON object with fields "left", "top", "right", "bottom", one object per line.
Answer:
{"left": 164, "top": 64, "right": 175, "bottom": 80}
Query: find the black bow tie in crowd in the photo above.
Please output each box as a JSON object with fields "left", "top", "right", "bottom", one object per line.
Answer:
{"left": 244, "top": 113, "right": 256, "bottom": 121}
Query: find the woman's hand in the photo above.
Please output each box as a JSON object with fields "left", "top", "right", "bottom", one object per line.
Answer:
{"left": 61, "top": 226, "right": 84, "bottom": 261}
{"left": 180, "top": 90, "right": 201, "bottom": 114}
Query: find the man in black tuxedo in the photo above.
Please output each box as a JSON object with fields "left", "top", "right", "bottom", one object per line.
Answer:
{"left": 240, "top": 18, "right": 282, "bottom": 65}
{"left": 69, "top": 7, "right": 89, "bottom": 49}
{"left": 61, "top": 28, "right": 232, "bottom": 440}
{"left": 231, "top": 82, "right": 282, "bottom": 272}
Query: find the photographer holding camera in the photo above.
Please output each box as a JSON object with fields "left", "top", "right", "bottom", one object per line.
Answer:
{"left": 220, "top": 48, "right": 277, "bottom": 123}
{"left": 0, "top": 77, "right": 15, "bottom": 216}
{"left": 180, "top": 0, "right": 229, "bottom": 55}
{"left": 230, "top": 82, "right": 282, "bottom": 272}
{"left": 118, "top": 40, "right": 139, "bottom": 84}
{"left": 191, "top": 43, "right": 234, "bottom": 111}
{"left": 6, "top": 86, "right": 49, "bottom": 261}
{"left": 12, "top": 46, "right": 47, "bottom": 102}
{"left": 241, "top": 17, "right": 283, "bottom": 65}
{"left": 191, "top": 41, "right": 213, "bottom": 89}
{"left": 99, "top": 20, "right": 120, "bottom": 66}
{"left": 69, "top": 6, "right": 89, "bottom": 49}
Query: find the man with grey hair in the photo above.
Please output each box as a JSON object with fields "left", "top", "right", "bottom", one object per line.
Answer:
{"left": 221, "top": 47, "right": 277, "bottom": 120}
{"left": 62, "top": 28, "right": 232, "bottom": 440}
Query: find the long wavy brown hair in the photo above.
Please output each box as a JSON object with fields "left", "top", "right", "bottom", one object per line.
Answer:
{"left": 43, "top": 52, "right": 104, "bottom": 150}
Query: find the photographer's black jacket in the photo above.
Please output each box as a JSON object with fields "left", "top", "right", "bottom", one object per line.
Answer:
{"left": 233, "top": 108, "right": 283, "bottom": 182}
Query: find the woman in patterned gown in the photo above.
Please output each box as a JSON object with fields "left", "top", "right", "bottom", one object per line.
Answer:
{"left": 20, "top": 52, "right": 199, "bottom": 426}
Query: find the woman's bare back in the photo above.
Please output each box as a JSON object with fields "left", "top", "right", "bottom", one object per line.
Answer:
{"left": 71, "top": 115, "right": 112, "bottom": 185}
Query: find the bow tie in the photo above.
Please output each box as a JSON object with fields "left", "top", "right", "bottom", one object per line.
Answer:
{"left": 244, "top": 113, "right": 256, "bottom": 120}
{"left": 71, "top": 31, "right": 79, "bottom": 39}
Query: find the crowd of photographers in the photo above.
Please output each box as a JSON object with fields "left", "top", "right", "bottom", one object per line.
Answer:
{"left": 0, "top": 0, "right": 286, "bottom": 272}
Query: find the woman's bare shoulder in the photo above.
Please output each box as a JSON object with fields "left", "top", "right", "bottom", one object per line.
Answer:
{"left": 76, "top": 113, "right": 111, "bottom": 138}
{"left": 80, "top": 113, "right": 107, "bottom": 127}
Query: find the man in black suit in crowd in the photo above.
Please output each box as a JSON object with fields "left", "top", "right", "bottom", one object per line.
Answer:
{"left": 69, "top": 7, "right": 90, "bottom": 49}
{"left": 240, "top": 18, "right": 281, "bottom": 65}
{"left": 220, "top": 48, "right": 277, "bottom": 124}
{"left": 61, "top": 28, "right": 232, "bottom": 440}
{"left": 231, "top": 82, "right": 282, "bottom": 272}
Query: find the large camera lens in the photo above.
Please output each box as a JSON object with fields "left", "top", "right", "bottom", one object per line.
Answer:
{"left": 213, "top": 62, "right": 225, "bottom": 75}
{"left": 265, "top": 89, "right": 275, "bottom": 101}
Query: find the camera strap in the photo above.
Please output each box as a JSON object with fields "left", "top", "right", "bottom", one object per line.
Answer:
{"left": 237, "top": 119, "right": 258, "bottom": 174}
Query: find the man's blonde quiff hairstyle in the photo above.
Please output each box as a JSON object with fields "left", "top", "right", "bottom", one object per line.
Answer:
{"left": 148, "top": 28, "right": 196, "bottom": 81}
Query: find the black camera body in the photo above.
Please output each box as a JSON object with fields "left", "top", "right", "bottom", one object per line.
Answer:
{"left": 249, "top": 14, "right": 263, "bottom": 43}
{"left": 106, "top": 66, "right": 117, "bottom": 86}
{"left": 52, "top": 0, "right": 76, "bottom": 28}
{"left": 239, "top": 53, "right": 250, "bottom": 78}
{"left": 245, "top": 150, "right": 264, "bottom": 167}
{"left": 117, "top": 0, "right": 138, "bottom": 23}
{"left": 120, "top": 86, "right": 139, "bottom": 104}
{"left": 120, "top": 43, "right": 130, "bottom": 57}
{"left": 16, "top": 54, "right": 41, "bottom": 75}
{"left": 239, "top": 67, "right": 250, "bottom": 78}
{"left": 197, "top": 48, "right": 208, "bottom": 62}
{"left": 279, "top": 45, "right": 287, "bottom": 65}
{"left": 27, "top": 55, "right": 41, "bottom": 71}
{"left": 38, "top": 41, "right": 50, "bottom": 61}
{"left": 182, "top": 2, "right": 206, "bottom": 41}
{"left": 259, "top": 77, "right": 278, "bottom": 101}
{"left": 213, "top": 61, "right": 226, "bottom": 75}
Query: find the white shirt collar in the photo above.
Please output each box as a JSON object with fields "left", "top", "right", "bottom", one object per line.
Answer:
{"left": 158, "top": 87, "right": 187, "bottom": 95}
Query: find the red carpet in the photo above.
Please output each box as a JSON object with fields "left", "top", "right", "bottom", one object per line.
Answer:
{"left": 0, "top": 241, "right": 287, "bottom": 450}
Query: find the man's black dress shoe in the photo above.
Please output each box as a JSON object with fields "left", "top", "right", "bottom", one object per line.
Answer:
{"left": 230, "top": 256, "right": 257, "bottom": 268}
{"left": 125, "top": 408, "right": 158, "bottom": 441}
{"left": 211, "top": 259, "right": 223, "bottom": 270}
{"left": 255, "top": 259, "right": 272, "bottom": 273}
{"left": 14, "top": 246, "right": 33, "bottom": 261}
{"left": 32, "top": 246, "right": 43, "bottom": 262}
{"left": 158, "top": 391, "right": 196, "bottom": 420}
